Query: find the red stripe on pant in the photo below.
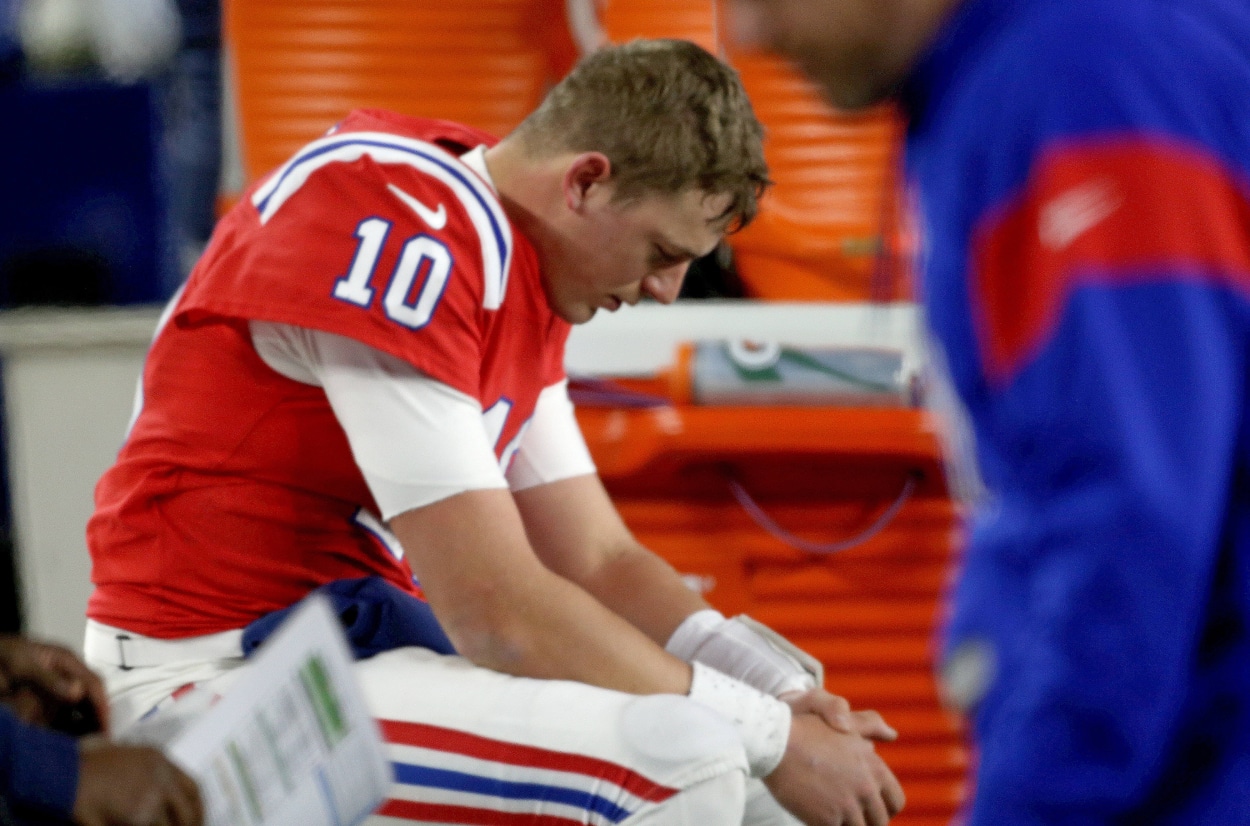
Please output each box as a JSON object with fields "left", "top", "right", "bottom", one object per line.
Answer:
{"left": 379, "top": 719, "right": 678, "bottom": 803}
{"left": 377, "top": 799, "right": 588, "bottom": 825}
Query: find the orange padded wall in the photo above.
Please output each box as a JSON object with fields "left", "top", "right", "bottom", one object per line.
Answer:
{"left": 726, "top": 50, "right": 910, "bottom": 301}
{"left": 578, "top": 404, "right": 970, "bottom": 825}
{"left": 596, "top": 0, "right": 720, "bottom": 52}
{"left": 225, "top": 0, "right": 574, "bottom": 183}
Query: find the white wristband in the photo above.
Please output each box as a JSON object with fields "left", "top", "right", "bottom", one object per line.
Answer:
{"left": 687, "top": 662, "right": 791, "bottom": 777}
{"left": 668, "top": 609, "right": 822, "bottom": 697}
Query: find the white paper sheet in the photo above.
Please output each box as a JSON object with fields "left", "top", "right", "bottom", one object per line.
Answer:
{"left": 164, "top": 596, "right": 391, "bottom": 826}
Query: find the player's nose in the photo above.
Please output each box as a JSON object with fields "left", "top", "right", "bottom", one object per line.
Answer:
{"left": 642, "top": 266, "right": 686, "bottom": 305}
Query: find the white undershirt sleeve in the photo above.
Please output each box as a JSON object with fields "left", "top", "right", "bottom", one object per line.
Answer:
{"left": 250, "top": 321, "right": 506, "bottom": 520}
{"left": 505, "top": 379, "right": 597, "bottom": 492}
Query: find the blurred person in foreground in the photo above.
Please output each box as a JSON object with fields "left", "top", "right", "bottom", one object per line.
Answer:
{"left": 0, "top": 635, "right": 200, "bottom": 825}
{"left": 83, "top": 39, "right": 904, "bottom": 826}
{"left": 728, "top": 0, "right": 1250, "bottom": 823}
{"left": 0, "top": 0, "right": 19, "bottom": 81}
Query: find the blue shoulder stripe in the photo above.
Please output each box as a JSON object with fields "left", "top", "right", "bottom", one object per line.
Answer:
{"left": 251, "top": 132, "right": 513, "bottom": 310}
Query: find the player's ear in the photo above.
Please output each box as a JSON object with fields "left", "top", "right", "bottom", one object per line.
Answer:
{"left": 562, "top": 152, "right": 613, "bottom": 212}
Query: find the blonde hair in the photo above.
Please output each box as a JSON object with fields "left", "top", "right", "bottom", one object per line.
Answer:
{"left": 513, "top": 39, "right": 769, "bottom": 230}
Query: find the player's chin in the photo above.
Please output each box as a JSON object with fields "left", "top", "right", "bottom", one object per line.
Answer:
{"left": 555, "top": 301, "right": 597, "bottom": 325}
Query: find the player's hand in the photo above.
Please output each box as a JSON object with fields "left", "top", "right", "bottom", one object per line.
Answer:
{"left": 782, "top": 688, "right": 898, "bottom": 743}
{"left": 0, "top": 635, "right": 109, "bottom": 733}
{"left": 73, "top": 738, "right": 203, "bottom": 826}
{"left": 764, "top": 711, "right": 905, "bottom": 826}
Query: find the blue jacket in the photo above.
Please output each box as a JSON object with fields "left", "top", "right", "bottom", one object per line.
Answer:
{"left": 0, "top": 705, "right": 78, "bottom": 824}
{"left": 903, "top": 0, "right": 1250, "bottom": 822}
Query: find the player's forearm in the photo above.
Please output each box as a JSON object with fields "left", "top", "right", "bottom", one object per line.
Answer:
{"left": 455, "top": 565, "right": 693, "bottom": 694}
{"left": 390, "top": 489, "right": 692, "bottom": 695}
{"left": 570, "top": 542, "right": 709, "bottom": 646}
{"left": 511, "top": 475, "right": 709, "bottom": 646}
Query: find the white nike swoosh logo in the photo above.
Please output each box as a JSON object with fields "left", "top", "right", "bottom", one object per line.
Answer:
{"left": 388, "top": 183, "right": 448, "bottom": 230}
{"left": 1039, "top": 178, "right": 1122, "bottom": 251}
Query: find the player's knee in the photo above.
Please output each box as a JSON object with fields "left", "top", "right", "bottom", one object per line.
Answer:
{"left": 616, "top": 701, "right": 749, "bottom": 826}
{"left": 621, "top": 693, "right": 748, "bottom": 770}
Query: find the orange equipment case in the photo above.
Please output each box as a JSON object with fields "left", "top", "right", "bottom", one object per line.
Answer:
{"left": 577, "top": 399, "right": 970, "bottom": 825}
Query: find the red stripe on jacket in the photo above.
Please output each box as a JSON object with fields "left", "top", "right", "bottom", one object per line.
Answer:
{"left": 972, "top": 136, "right": 1250, "bottom": 384}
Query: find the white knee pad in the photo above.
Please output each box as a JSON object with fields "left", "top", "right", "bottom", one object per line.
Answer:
{"left": 621, "top": 697, "right": 796, "bottom": 826}
{"left": 618, "top": 695, "right": 749, "bottom": 825}
{"left": 620, "top": 693, "right": 747, "bottom": 778}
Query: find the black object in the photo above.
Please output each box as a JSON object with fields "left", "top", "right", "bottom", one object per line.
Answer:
{"left": 47, "top": 696, "right": 102, "bottom": 738}
{"left": 679, "top": 242, "right": 746, "bottom": 299}
{"left": 0, "top": 248, "right": 108, "bottom": 307}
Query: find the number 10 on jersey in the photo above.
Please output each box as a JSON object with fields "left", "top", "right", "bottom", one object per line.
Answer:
{"left": 332, "top": 218, "right": 453, "bottom": 330}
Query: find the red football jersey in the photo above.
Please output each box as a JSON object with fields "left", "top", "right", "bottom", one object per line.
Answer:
{"left": 88, "top": 111, "right": 571, "bottom": 637}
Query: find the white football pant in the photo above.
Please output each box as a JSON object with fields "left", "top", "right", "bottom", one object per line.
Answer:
{"left": 86, "top": 622, "right": 801, "bottom": 825}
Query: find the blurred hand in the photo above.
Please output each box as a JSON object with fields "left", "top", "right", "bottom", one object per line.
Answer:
{"left": 0, "top": 635, "right": 109, "bottom": 733}
{"left": 782, "top": 688, "right": 898, "bottom": 743}
{"left": 764, "top": 711, "right": 905, "bottom": 826}
{"left": 74, "top": 738, "right": 203, "bottom": 826}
